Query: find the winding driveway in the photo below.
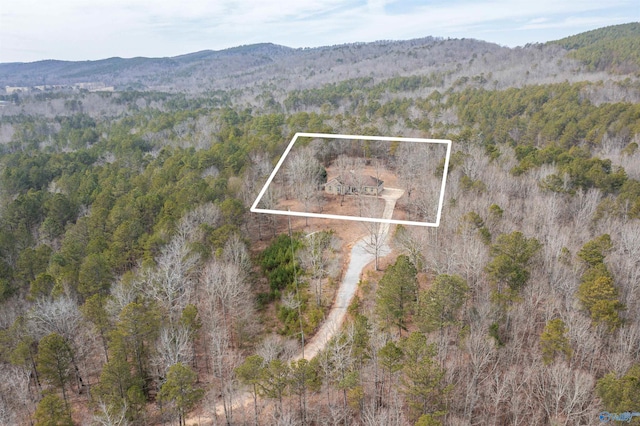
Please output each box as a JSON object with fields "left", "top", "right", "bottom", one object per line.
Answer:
{"left": 186, "top": 188, "right": 404, "bottom": 425}
{"left": 293, "top": 187, "right": 404, "bottom": 361}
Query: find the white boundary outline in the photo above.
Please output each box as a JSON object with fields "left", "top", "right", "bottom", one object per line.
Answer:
{"left": 250, "top": 132, "right": 452, "bottom": 227}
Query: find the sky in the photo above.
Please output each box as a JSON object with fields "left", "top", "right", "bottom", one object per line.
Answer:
{"left": 1, "top": 0, "right": 638, "bottom": 63}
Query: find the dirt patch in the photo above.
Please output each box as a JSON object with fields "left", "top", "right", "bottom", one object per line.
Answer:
{"left": 265, "top": 197, "right": 382, "bottom": 260}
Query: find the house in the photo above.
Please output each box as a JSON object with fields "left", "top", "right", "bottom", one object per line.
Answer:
{"left": 325, "top": 174, "right": 384, "bottom": 196}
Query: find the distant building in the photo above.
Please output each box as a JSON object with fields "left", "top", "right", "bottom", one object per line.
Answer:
{"left": 325, "top": 174, "right": 384, "bottom": 196}
{"left": 73, "top": 82, "right": 103, "bottom": 91}
{"left": 5, "top": 83, "right": 114, "bottom": 94}
{"left": 5, "top": 86, "right": 30, "bottom": 94}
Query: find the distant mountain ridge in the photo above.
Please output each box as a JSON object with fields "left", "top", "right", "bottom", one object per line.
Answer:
{"left": 1, "top": 23, "right": 638, "bottom": 92}
{"left": 0, "top": 42, "right": 295, "bottom": 88}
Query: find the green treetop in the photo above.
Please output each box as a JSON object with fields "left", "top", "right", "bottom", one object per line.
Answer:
{"left": 376, "top": 255, "right": 418, "bottom": 336}
{"left": 159, "top": 363, "right": 204, "bottom": 426}
{"left": 539, "top": 318, "right": 573, "bottom": 365}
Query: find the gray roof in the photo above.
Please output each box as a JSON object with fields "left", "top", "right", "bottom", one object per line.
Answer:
{"left": 327, "top": 174, "right": 383, "bottom": 187}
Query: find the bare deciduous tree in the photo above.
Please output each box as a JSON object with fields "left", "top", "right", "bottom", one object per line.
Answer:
{"left": 154, "top": 325, "right": 194, "bottom": 379}
{"left": 463, "top": 323, "right": 498, "bottom": 421}
{"left": 223, "top": 234, "right": 252, "bottom": 275}
{"left": 361, "top": 389, "right": 405, "bottom": 426}
{"left": 92, "top": 400, "right": 130, "bottom": 426}
{"left": 178, "top": 202, "right": 221, "bottom": 239}
{"left": 532, "top": 361, "right": 594, "bottom": 425}
{"left": 257, "top": 185, "right": 282, "bottom": 238}
{"left": 243, "top": 152, "right": 275, "bottom": 239}
{"left": 28, "top": 296, "right": 81, "bottom": 341}
{"left": 203, "top": 261, "right": 250, "bottom": 339}
{"left": 145, "top": 233, "right": 199, "bottom": 323}
{"left": 0, "top": 365, "right": 31, "bottom": 426}
{"left": 298, "top": 232, "right": 340, "bottom": 306}
{"left": 360, "top": 197, "right": 388, "bottom": 271}
{"left": 208, "top": 325, "right": 239, "bottom": 425}
{"left": 395, "top": 143, "right": 422, "bottom": 207}
{"left": 256, "top": 334, "right": 299, "bottom": 364}
{"left": 284, "top": 146, "right": 325, "bottom": 219}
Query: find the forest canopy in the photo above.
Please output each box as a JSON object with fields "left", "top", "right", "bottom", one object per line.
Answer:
{"left": 1, "top": 23, "right": 640, "bottom": 426}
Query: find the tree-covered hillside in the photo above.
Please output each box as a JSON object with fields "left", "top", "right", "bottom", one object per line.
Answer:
{"left": 0, "top": 25, "right": 639, "bottom": 426}
{"left": 549, "top": 22, "right": 640, "bottom": 73}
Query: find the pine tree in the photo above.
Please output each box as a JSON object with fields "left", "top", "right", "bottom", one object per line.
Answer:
{"left": 486, "top": 231, "right": 540, "bottom": 307}
{"left": 400, "top": 332, "right": 450, "bottom": 423}
{"left": 577, "top": 234, "right": 612, "bottom": 267}
{"left": 37, "top": 333, "right": 73, "bottom": 409}
{"left": 261, "top": 359, "right": 290, "bottom": 417}
{"left": 415, "top": 414, "right": 443, "bottom": 426}
{"left": 539, "top": 318, "right": 572, "bottom": 365}
{"left": 93, "top": 343, "right": 144, "bottom": 421}
{"left": 33, "top": 392, "right": 73, "bottom": 426}
{"left": 576, "top": 237, "right": 625, "bottom": 331}
{"left": 235, "top": 355, "right": 265, "bottom": 426}
{"left": 378, "top": 340, "right": 403, "bottom": 404}
{"left": 376, "top": 255, "right": 418, "bottom": 336}
{"left": 28, "top": 273, "right": 56, "bottom": 301}
{"left": 180, "top": 304, "right": 202, "bottom": 371}
{"left": 597, "top": 364, "right": 640, "bottom": 414}
{"left": 78, "top": 253, "right": 113, "bottom": 299}
{"left": 158, "top": 363, "right": 204, "bottom": 426}
{"left": 418, "top": 274, "right": 469, "bottom": 334}
{"left": 81, "top": 294, "right": 112, "bottom": 362}
{"left": 578, "top": 273, "right": 625, "bottom": 330}
{"left": 115, "top": 301, "right": 161, "bottom": 396}
{"left": 289, "top": 358, "right": 321, "bottom": 425}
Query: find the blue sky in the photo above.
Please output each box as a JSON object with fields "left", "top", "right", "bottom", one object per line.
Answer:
{"left": 1, "top": 0, "right": 638, "bottom": 63}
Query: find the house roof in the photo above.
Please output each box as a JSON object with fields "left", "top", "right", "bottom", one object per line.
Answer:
{"left": 327, "top": 174, "right": 383, "bottom": 187}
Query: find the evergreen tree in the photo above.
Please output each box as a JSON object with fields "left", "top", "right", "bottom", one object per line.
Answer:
{"left": 158, "top": 363, "right": 204, "bottom": 426}
{"left": 289, "top": 358, "right": 321, "bottom": 425}
{"left": 539, "top": 318, "right": 573, "bottom": 365}
{"left": 2, "top": 316, "right": 41, "bottom": 390}
{"left": 235, "top": 355, "right": 265, "bottom": 426}
{"left": 16, "top": 244, "right": 53, "bottom": 290}
{"left": 37, "top": 333, "right": 73, "bottom": 408}
{"left": 180, "top": 304, "right": 202, "bottom": 370}
{"left": 179, "top": 304, "right": 202, "bottom": 337}
{"left": 28, "top": 273, "right": 56, "bottom": 301}
{"left": 81, "top": 294, "right": 112, "bottom": 362}
{"left": 115, "top": 301, "right": 161, "bottom": 396}
{"left": 77, "top": 253, "right": 113, "bottom": 299}
{"left": 378, "top": 340, "right": 403, "bottom": 404}
{"left": 93, "top": 346, "right": 144, "bottom": 421}
{"left": 33, "top": 392, "right": 73, "bottom": 426}
{"left": 576, "top": 236, "right": 625, "bottom": 330}
{"left": 418, "top": 274, "right": 469, "bottom": 334}
{"left": 597, "top": 364, "right": 640, "bottom": 416}
{"left": 486, "top": 231, "right": 540, "bottom": 307}
{"left": 401, "top": 332, "right": 450, "bottom": 423}
{"left": 261, "top": 359, "right": 290, "bottom": 416}
{"left": 376, "top": 255, "right": 418, "bottom": 336}
{"left": 577, "top": 234, "right": 613, "bottom": 267}
{"left": 578, "top": 272, "right": 625, "bottom": 330}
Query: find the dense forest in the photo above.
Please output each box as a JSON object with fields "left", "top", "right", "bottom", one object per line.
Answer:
{"left": 0, "top": 22, "right": 639, "bottom": 426}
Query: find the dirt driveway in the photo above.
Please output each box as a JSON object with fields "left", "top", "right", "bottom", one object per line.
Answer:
{"left": 186, "top": 188, "right": 404, "bottom": 425}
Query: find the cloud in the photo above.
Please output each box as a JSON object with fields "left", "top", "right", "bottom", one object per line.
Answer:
{"left": 0, "top": 0, "right": 637, "bottom": 62}
{"left": 518, "top": 15, "right": 630, "bottom": 31}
